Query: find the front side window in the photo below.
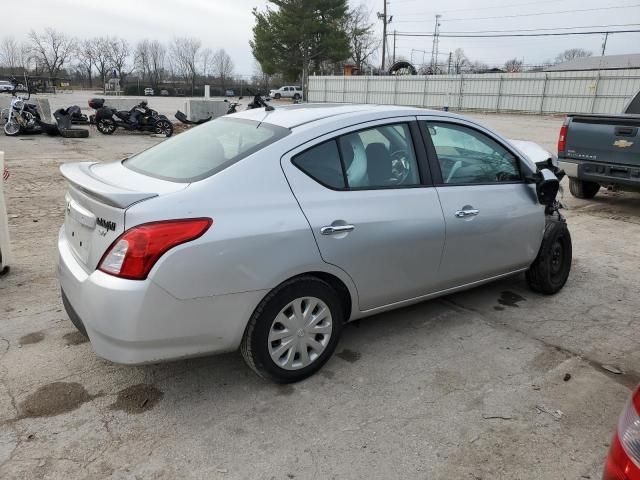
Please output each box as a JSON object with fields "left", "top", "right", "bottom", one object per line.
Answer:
{"left": 125, "top": 117, "right": 289, "bottom": 182}
{"left": 424, "top": 122, "right": 521, "bottom": 184}
{"left": 338, "top": 123, "right": 420, "bottom": 188}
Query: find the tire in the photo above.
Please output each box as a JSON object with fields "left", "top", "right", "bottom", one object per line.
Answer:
{"left": 4, "top": 121, "right": 20, "bottom": 136}
{"left": 274, "top": 93, "right": 281, "bottom": 100}
{"left": 241, "top": 276, "right": 344, "bottom": 383}
{"left": 526, "top": 217, "right": 572, "bottom": 295}
{"left": 96, "top": 119, "right": 116, "bottom": 135}
{"left": 293, "top": 93, "right": 301, "bottom": 100}
{"left": 59, "top": 128, "right": 89, "bottom": 138}
{"left": 154, "top": 119, "right": 173, "bottom": 137}
{"left": 569, "top": 177, "right": 600, "bottom": 199}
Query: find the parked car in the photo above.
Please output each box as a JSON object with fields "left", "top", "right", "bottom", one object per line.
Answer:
{"left": 558, "top": 89, "right": 640, "bottom": 199}
{"left": 225, "top": 90, "right": 235, "bottom": 97}
{"left": 144, "top": 87, "right": 154, "bottom": 96}
{"left": 602, "top": 384, "right": 640, "bottom": 479}
{"left": 269, "top": 85, "right": 302, "bottom": 100}
{"left": 57, "top": 105, "right": 570, "bottom": 383}
{"left": 160, "top": 89, "right": 169, "bottom": 96}
{"left": 0, "top": 80, "right": 13, "bottom": 92}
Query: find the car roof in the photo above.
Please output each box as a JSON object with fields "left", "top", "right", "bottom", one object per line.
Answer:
{"left": 231, "top": 103, "right": 462, "bottom": 129}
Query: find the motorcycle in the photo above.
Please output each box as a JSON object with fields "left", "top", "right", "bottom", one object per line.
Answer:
{"left": 90, "top": 98, "right": 173, "bottom": 137}
{"left": 0, "top": 78, "right": 43, "bottom": 136}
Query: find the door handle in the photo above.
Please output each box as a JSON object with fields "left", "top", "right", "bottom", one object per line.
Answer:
{"left": 321, "top": 224, "right": 355, "bottom": 235}
{"left": 455, "top": 209, "right": 479, "bottom": 218}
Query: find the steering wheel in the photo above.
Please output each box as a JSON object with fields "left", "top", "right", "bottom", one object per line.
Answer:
{"left": 389, "top": 149, "right": 412, "bottom": 185}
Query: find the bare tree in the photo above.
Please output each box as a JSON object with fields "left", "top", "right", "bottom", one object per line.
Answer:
{"left": 170, "top": 37, "right": 201, "bottom": 96}
{"left": 148, "top": 41, "right": 166, "bottom": 90}
{"left": 212, "top": 48, "right": 234, "bottom": 92}
{"left": 28, "top": 28, "right": 75, "bottom": 81}
{"left": 0, "top": 36, "right": 22, "bottom": 71}
{"left": 107, "top": 37, "right": 131, "bottom": 87}
{"left": 91, "top": 37, "right": 111, "bottom": 93}
{"left": 75, "top": 39, "right": 94, "bottom": 87}
{"left": 200, "top": 47, "right": 213, "bottom": 79}
{"left": 134, "top": 40, "right": 150, "bottom": 83}
{"left": 347, "top": 4, "right": 379, "bottom": 73}
{"left": 452, "top": 48, "right": 469, "bottom": 74}
{"left": 504, "top": 58, "right": 523, "bottom": 73}
{"left": 555, "top": 48, "right": 592, "bottom": 64}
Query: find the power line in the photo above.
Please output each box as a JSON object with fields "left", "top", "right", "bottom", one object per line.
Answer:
{"left": 390, "top": 0, "right": 559, "bottom": 13}
{"left": 393, "top": 29, "right": 640, "bottom": 38}
{"left": 393, "top": 3, "right": 640, "bottom": 23}
{"left": 396, "top": 23, "right": 640, "bottom": 35}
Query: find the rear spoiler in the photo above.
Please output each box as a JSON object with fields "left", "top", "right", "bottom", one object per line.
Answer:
{"left": 60, "top": 162, "right": 158, "bottom": 209}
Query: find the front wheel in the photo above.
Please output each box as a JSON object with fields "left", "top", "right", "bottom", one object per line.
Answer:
{"left": 569, "top": 177, "right": 600, "bottom": 199}
{"left": 526, "top": 217, "right": 572, "bottom": 295}
{"left": 241, "top": 276, "right": 344, "bottom": 383}
{"left": 154, "top": 119, "right": 173, "bottom": 137}
{"left": 274, "top": 93, "right": 281, "bottom": 100}
{"left": 96, "top": 118, "right": 116, "bottom": 135}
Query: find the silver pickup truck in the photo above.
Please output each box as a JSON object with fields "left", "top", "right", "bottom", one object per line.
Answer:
{"left": 558, "top": 91, "right": 640, "bottom": 198}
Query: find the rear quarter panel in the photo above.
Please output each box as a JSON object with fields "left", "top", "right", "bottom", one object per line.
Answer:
{"left": 126, "top": 142, "right": 358, "bottom": 305}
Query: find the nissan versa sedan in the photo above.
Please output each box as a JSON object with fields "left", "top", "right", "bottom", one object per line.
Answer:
{"left": 57, "top": 104, "right": 572, "bottom": 383}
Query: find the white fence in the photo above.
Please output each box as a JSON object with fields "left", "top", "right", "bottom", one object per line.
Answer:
{"left": 308, "top": 69, "right": 640, "bottom": 115}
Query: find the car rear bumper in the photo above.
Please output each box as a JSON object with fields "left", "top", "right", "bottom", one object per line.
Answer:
{"left": 559, "top": 159, "right": 640, "bottom": 188}
{"left": 57, "top": 227, "right": 267, "bottom": 364}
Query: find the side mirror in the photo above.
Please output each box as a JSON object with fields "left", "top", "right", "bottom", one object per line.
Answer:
{"left": 535, "top": 169, "right": 560, "bottom": 206}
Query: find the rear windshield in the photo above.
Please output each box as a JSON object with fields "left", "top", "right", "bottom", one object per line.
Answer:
{"left": 124, "top": 117, "right": 289, "bottom": 182}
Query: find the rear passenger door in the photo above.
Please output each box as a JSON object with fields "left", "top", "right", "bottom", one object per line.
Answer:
{"left": 281, "top": 119, "right": 446, "bottom": 311}
{"left": 418, "top": 117, "right": 544, "bottom": 288}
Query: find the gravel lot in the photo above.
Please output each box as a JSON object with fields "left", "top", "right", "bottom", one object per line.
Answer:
{"left": 1, "top": 100, "right": 639, "bottom": 479}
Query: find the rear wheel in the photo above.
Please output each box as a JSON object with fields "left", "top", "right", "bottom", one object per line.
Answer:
{"left": 293, "top": 93, "right": 301, "bottom": 100}
{"left": 274, "top": 93, "right": 281, "bottom": 100}
{"left": 154, "top": 119, "right": 173, "bottom": 137}
{"left": 241, "top": 276, "right": 344, "bottom": 383}
{"left": 526, "top": 217, "right": 572, "bottom": 295}
{"left": 96, "top": 118, "right": 116, "bottom": 135}
{"left": 569, "top": 177, "right": 600, "bottom": 199}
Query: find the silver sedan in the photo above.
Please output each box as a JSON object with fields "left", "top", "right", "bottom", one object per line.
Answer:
{"left": 57, "top": 104, "right": 571, "bottom": 383}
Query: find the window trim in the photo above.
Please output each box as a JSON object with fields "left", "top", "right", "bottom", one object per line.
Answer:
{"left": 290, "top": 120, "right": 433, "bottom": 192}
{"left": 419, "top": 120, "right": 525, "bottom": 187}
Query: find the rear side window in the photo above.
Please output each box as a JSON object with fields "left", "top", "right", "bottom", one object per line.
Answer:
{"left": 125, "top": 117, "right": 289, "bottom": 182}
{"left": 292, "top": 140, "right": 345, "bottom": 188}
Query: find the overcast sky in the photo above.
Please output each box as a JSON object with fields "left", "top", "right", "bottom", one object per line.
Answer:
{"left": 7, "top": 0, "right": 640, "bottom": 75}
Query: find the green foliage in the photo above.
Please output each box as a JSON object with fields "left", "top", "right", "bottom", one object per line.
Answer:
{"left": 251, "top": 0, "right": 351, "bottom": 82}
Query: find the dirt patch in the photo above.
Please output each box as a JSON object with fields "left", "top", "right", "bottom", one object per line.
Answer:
{"left": 63, "top": 331, "right": 89, "bottom": 346}
{"left": 18, "top": 331, "right": 45, "bottom": 346}
{"left": 337, "top": 349, "right": 361, "bottom": 363}
{"left": 19, "top": 382, "right": 94, "bottom": 418}
{"left": 109, "top": 384, "right": 163, "bottom": 414}
{"left": 497, "top": 291, "right": 526, "bottom": 308}
{"left": 528, "top": 346, "right": 573, "bottom": 373}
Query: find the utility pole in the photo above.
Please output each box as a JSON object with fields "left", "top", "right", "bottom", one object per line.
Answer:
{"left": 377, "top": 1, "right": 392, "bottom": 71}
{"left": 447, "top": 51, "right": 452, "bottom": 75}
{"left": 430, "top": 14, "right": 442, "bottom": 74}
{"left": 393, "top": 30, "right": 397, "bottom": 65}
{"left": 601, "top": 32, "right": 609, "bottom": 56}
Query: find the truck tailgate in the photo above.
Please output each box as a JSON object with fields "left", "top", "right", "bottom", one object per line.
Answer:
{"left": 565, "top": 114, "right": 640, "bottom": 167}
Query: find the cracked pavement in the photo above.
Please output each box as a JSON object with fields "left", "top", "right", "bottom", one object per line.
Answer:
{"left": 1, "top": 109, "right": 639, "bottom": 479}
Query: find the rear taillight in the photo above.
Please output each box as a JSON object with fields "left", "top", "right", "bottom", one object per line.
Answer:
{"left": 603, "top": 386, "right": 640, "bottom": 480}
{"left": 557, "top": 124, "right": 568, "bottom": 154}
{"left": 98, "top": 218, "right": 212, "bottom": 280}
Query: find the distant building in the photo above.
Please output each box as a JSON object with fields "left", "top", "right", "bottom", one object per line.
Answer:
{"left": 544, "top": 53, "right": 640, "bottom": 72}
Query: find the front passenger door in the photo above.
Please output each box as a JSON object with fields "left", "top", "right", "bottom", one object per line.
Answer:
{"left": 419, "top": 119, "right": 544, "bottom": 288}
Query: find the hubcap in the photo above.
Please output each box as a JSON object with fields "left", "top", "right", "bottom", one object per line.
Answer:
{"left": 550, "top": 240, "right": 563, "bottom": 274}
{"left": 268, "top": 297, "right": 333, "bottom": 371}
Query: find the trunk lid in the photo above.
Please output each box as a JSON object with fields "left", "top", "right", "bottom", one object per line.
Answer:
{"left": 60, "top": 161, "right": 188, "bottom": 270}
{"left": 565, "top": 114, "right": 640, "bottom": 167}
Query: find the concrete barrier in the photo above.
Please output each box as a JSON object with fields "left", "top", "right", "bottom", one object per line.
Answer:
{"left": 0, "top": 96, "right": 52, "bottom": 122}
{"left": 186, "top": 100, "right": 227, "bottom": 121}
